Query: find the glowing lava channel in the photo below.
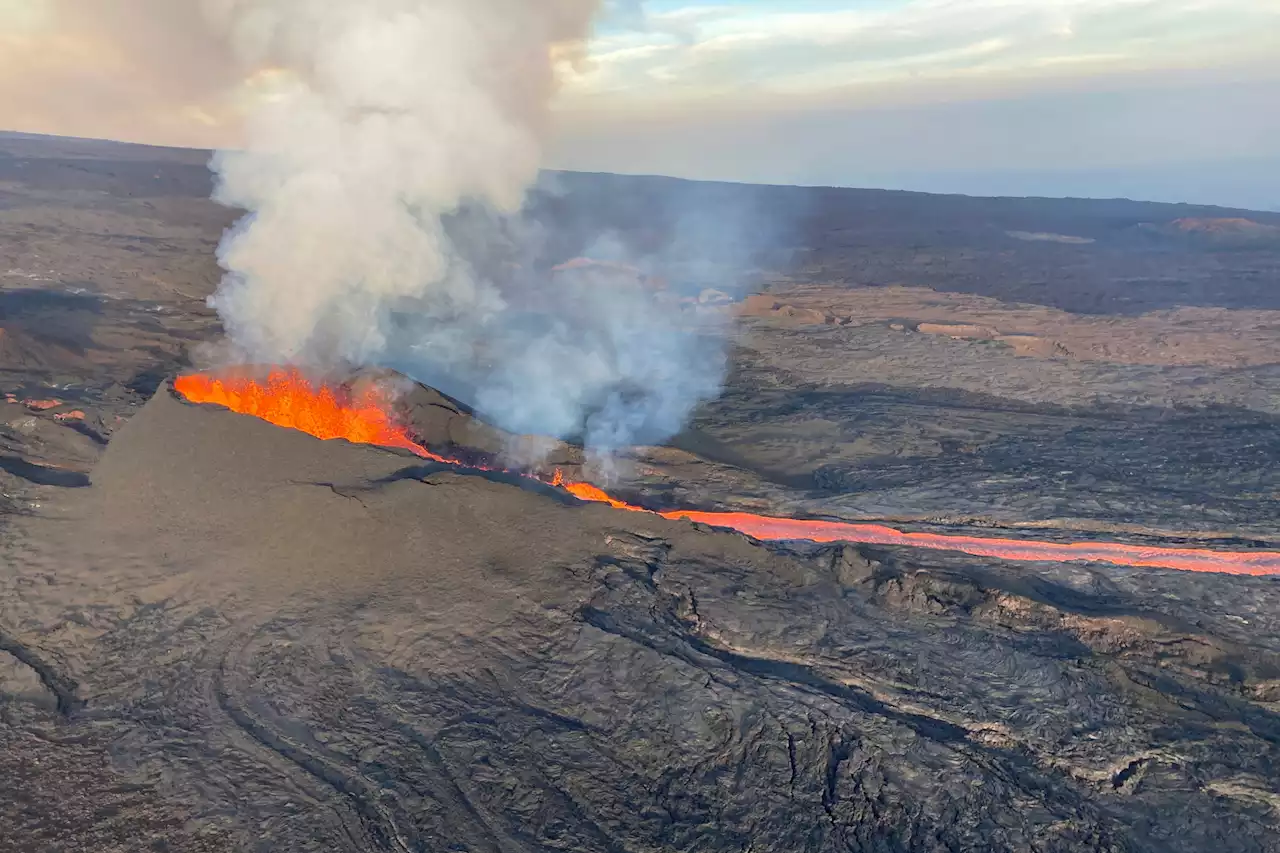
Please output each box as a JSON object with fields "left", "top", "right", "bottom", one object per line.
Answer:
{"left": 174, "top": 370, "right": 1280, "bottom": 577}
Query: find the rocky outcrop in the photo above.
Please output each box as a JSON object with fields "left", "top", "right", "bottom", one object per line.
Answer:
{"left": 739, "top": 294, "right": 840, "bottom": 325}
{"left": 916, "top": 322, "right": 998, "bottom": 339}
{"left": 914, "top": 323, "right": 1071, "bottom": 357}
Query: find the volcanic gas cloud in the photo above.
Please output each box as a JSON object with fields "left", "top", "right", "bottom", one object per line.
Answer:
{"left": 192, "top": 0, "right": 725, "bottom": 461}
{"left": 175, "top": 370, "right": 1280, "bottom": 578}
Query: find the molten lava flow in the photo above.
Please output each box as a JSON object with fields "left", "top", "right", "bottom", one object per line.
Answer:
{"left": 553, "top": 491, "right": 1280, "bottom": 577}
{"left": 550, "top": 469, "right": 633, "bottom": 509}
{"left": 173, "top": 369, "right": 447, "bottom": 462}
{"left": 174, "top": 370, "right": 1280, "bottom": 578}
{"left": 657, "top": 512, "right": 1280, "bottom": 577}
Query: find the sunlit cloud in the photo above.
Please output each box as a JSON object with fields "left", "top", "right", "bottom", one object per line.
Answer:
{"left": 545, "top": 0, "right": 1280, "bottom": 209}
{"left": 0, "top": 0, "right": 1277, "bottom": 205}
{"left": 563, "top": 0, "right": 1280, "bottom": 107}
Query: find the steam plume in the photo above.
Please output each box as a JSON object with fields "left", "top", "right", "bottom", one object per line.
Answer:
{"left": 204, "top": 0, "right": 728, "bottom": 459}
{"left": 206, "top": 0, "right": 598, "bottom": 361}
{"left": 4, "top": 0, "right": 733, "bottom": 459}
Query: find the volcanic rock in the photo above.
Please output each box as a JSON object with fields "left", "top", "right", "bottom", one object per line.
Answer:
{"left": 1, "top": 383, "right": 1276, "bottom": 851}
{"left": 1170, "top": 217, "right": 1280, "bottom": 237}
{"left": 398, "top": 381, "right": 582, "bottom": 469}
{"left": 1005, "top": 230, "right": 1096, "bottom": 245}
{"left": 739, "top": 294, "right": 836, "bottom": 325}
{"left": 994, "top": 334, "right": 1072, "bottom": 358}
{"left": 915, "top": 324, "right": 1071, "bottom": 357}
{"left": 0, "top": 324, "right": 87, "bottom": 374}
{"left": 1140, "top": 217, "right": 1280, "bottom": 247}
{"left": 5, "top": 133, "right": 1280, "bottom": 851}
{"left": 916, "top": 322, "right": 998, "bottom": 339}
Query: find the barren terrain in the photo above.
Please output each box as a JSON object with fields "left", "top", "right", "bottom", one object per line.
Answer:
{"left": 2, "top": 132, "right": 1278, "bottom": 851}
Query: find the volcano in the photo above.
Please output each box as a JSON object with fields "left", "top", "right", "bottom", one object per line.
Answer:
{"left": 6, "top": 132, "right": 1280, "bottom": 851}
{"left": 170, "top": 368, "right": 1280, "bottom": 577}
{"left": 5, "top": 375, "right": 1270, "bottom": 851}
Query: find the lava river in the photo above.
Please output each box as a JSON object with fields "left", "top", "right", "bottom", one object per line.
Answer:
{"left": 173, "top": 369, "right": 1280, "bottom": 578}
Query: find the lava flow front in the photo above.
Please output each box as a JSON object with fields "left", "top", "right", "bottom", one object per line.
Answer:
{"left": 173, "top": 369, "right": 1280, "bottom": 577}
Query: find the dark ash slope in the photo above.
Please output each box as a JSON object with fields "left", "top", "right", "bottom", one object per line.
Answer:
{"left": 1, "top": 385, "right": 1277, "bottom": 851}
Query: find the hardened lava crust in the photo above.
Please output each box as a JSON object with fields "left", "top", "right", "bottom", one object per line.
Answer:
{"left": 0, "top": 381, "right": 1275, "bottom": 851}
{"left": 2, "top": 133, "right": 1279, "bottom": 851}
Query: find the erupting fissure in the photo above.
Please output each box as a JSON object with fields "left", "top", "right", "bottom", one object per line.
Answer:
{"left": 174, "top": 369, "right": 442, "bottom": 461}
{"left": 173, "top": 369, "right": 1280, "bottom": 578}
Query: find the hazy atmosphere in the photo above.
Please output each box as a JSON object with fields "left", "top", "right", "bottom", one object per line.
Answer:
{"left": 3, "top": 0, "right": 1278, "bottom": 207}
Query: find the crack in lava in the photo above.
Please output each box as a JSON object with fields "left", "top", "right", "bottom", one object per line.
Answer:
{"left": 173, "top": 369, "right": 1280, "bottom": 577}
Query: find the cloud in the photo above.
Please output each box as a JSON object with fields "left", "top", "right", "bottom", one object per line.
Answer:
{"left": 561, "top": 0, "right": 1280, "bottom": 107}
{"left": 0, "top": 0, "right": 250, "bottom": 146}
{"left": 3, "top": 0, "right": 1276, "bottom": 148}
{"left": 0, "top": 0, "right": 1276, "bottom": 211}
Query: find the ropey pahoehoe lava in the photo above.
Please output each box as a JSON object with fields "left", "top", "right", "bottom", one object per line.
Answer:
{"left": 173, "top": 368, "right": 1280, "bottom": 577}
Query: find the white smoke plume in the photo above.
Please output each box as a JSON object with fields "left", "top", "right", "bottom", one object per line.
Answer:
{"left": 3, "top": 0, "right": 738, "bottom": 460}
{"left": 202, "top": 0, "right": 731, "bottom": 459}
{"left": 205, "top": 0, "right": 598, "bottom": 365}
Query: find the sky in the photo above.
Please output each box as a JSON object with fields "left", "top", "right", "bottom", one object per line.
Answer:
{"left": 552, "top": 0, "right": 1280, "bottom": 209}
{"left": 2, "top": 0, "right": 1278, "bottom": 208}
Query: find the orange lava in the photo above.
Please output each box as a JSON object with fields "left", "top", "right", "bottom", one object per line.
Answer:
{"left": 650, "top": 512, "right": 1280, "bottom": 577}
{"left": 550, "top": 469, "right": 634, "bottom": 509}
{"left": 174, "top": 369, "right": 1280, "bottom": 578}
{"left": 173, "top": 368, "right": 446, "bottom": 462}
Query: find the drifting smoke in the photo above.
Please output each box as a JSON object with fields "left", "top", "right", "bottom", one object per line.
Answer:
{"left": 205, "top": 0, "right": 595, "bottom": 359}
{"left": 201, "top": 0, "right": 731, "bottom": 460}
{"left": 3, "top": 0, "right": 744, "bottom": 459}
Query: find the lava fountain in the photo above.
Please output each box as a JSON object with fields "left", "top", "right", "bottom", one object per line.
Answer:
{"left": 173, "top": 369, "right": 446, "bottom": 462}
{"left": 173, "top": 369, "right": 1280, "bottom": 578}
